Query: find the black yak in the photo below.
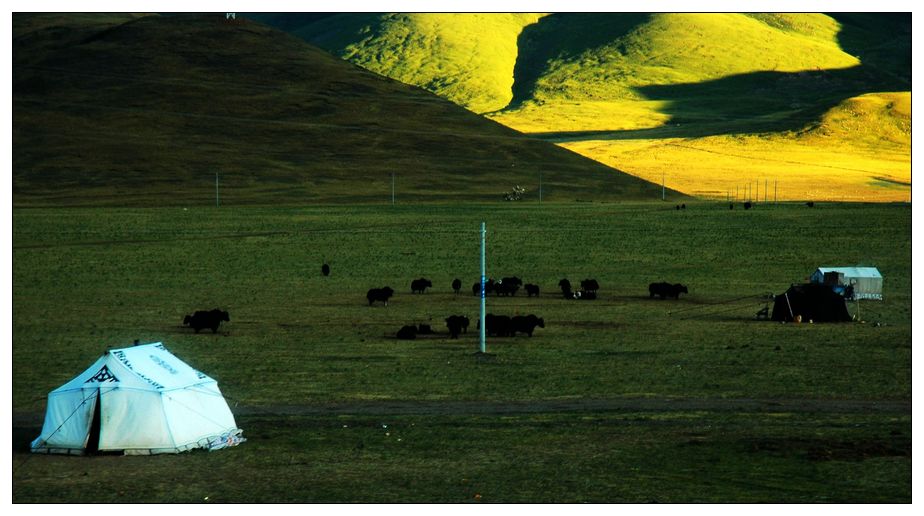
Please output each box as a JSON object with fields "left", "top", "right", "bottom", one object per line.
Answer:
{"left": 451, "top": 278, "right": 462, "bottom": 294}
{"left": 525, "top": 284, "right": 540, "bottom": 297}
{"left": 396, "top": 325, "right": 417, "bottom": 340}
{"left": 411, "top": 278, "right": 433, "bottom": 294}
{"left": 367, "top": 287, "right": 395, "bottom": 306}
{"left": 648, "top": 282, "right": 688, "bottom": 299}
{"left": 183, "top": 308, "right": 230, "bottom": 334}
{"left": 445, "top": 315, "right": 469, "bottom": 339}
{"left": 558, "top": 279, "right": 572, "bottom": 298}
{"left": 321, "top": 263, "right": 330, "bottom": 276}
{"left": 573, "top": 290, "right": 597, "bottom": 300}
{"left": 581, "top": 279, "right": 600, "bottom": 294}
{"left": 511, "top": 315, "right": 545, "bottom": 337}
{"left": 472, "top": 279, "right": 496, "bottom": 296}
{"left": 479, "top": 314, "right": 514, "bottom": 337}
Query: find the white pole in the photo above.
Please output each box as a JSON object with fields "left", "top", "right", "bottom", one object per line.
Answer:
{"left": 480, "top": 222, "right": 487, "bottom": 353}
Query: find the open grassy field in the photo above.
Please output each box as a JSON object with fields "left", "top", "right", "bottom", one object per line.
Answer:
{"left": 11, "top": 201, "right": 911, "bottom": 502}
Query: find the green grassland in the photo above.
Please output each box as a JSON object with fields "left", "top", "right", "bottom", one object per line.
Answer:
{"left": 274, "top": 13, "right": 911, "bottom": 201}
{"left": 12, "top": 202, "right": 911, "bottom": 502}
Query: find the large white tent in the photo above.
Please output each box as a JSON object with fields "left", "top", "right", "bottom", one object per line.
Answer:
{"left": 31, "top": 342, "right": 244, "bottom": 455}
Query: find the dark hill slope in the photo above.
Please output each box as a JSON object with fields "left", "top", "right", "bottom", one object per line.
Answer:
{"left": 12, "top": 13, "right": 674, "bottom": 206}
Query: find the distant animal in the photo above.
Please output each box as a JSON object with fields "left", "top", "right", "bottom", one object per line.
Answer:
{"left": 396, "top": 325, "right": 417, "bottom": 340}
{"left": 321, "top": 263, "right": 330, "bottom": 276}
{"left": 524, "top": 284, "right": 540, "bottom": 297}
{"left": 648, "top": 282, "right": 688, "bottom": 299}
{"left": 417, "top": 324, "right": 434, "bottom": 335}
{"left": 473, "top": 279, "right": 496, "bottom": 296}
{"left": 411, "top": 278, "right": 433, "bottom": 294}
{"left": 806, "top": 201, "right": 815, "bottom": 208}
{"left": 511, "top": 315, "right": 545, "bottom": 337}
{"left": 494, "top": 280, "right": 520, "bottom": 297}
{"left": 729, "top": 203, "right": 734, "bottom": 210}
{"left": 495, "top": 276, "right": 522, "bottom": 296}
{"left": 558, "top": 279, "right": 572, "bottom": 297}
{"left": 445, "top": 315, "right": 469, "bottom": 339}
{"left": 675, "top": 205, "right": 680, "bottom": 210}
{"left": 480, "top": 314, "right": 514, "bottom": 337}
{"left": 183, "top": 308, "right": 230, "bottom": 334}
{"left": 366, "top": 287, "right": 395, "bottom": 306}
{"left": 580, "top": 279, "right": 600, "bottom": 294}
{"left": 681, "top": 203, "right": 686, "bottom": 210}
{"left": 501, "top": 276, "right": 523, "bottom": 288}
{"left": 451, "top": 278, "right": 462, "bottom": 294}
{"left": 744, "top": 201, "right": 752, "bottom": 210}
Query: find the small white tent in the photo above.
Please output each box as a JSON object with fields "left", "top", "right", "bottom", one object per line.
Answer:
{"left": 810, "top": 267, "right": 883, "bottom": 300}
{"left": 32, "top": 342, "right": 244, "bottom": 455}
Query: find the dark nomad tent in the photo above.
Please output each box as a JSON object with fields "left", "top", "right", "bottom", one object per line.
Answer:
{"left": 771, "top": 284, "right": 852, "bottom": 323}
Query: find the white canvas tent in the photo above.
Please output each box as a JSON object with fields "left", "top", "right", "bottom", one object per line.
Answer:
{"left": 810, "top": 266, "right": 883, "bottom": 300}
{"left": 32, "top": 342, "right": 244, "bottom": 455}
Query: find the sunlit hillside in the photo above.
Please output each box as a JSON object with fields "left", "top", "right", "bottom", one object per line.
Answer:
{"left": 270, "top": 12, "right": 911, "bottom": 202}
{"left": 255, "top": 13, "right": 546, "bottom": 114}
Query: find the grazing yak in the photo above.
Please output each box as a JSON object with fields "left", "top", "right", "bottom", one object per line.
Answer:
{"left": 525, "top": 284, "right": 540, "bottom": 297}
{"left": 451, "top": 278, "right": 462, "bottom": 294}
{"left": 367, "top": 286, "right": 395, "bottom": 306}
{"left": 744, "top": 201, "right": 752, "bottom": 210}
{"left": 396, "top": 325, "right": 417, "bottom": 340}
{"left": 445, "top": 315, "right": 470, "bottom": 339}
{"left": 572, "top": 290, "right": 597, "bottom": 300}
{"left": 581, "top": 279, "right": 600, "bottom": 294}
{"left": 512, "top": 315, "right": 545, "bottom": 337}
{"left": 558, "top": 279, "right": 573, "bottom": 298}
{"left": 472, "top": 279, "right": 496, "bottom": 296}
{"left": 321, "top": 263, "right": 330, "bottom": 276}
{"left": 411, "top": 278, "right": 433, "bottom": 294}
{"left": 183, "top": 308, "right": 230, "bottom": 334}
{"left": 648, "top": 282, "right": 688, "bottom": 299}
{"left": 479, "top": 314, "right": 514, "bottom": 337}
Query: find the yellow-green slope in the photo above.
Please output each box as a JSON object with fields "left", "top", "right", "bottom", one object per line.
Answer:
{"left": 259, "top": 13, "right": 910, "bottom": 201}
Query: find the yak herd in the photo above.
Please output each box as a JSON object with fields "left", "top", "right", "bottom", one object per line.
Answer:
{"left": 364, "top": 276, "right": 688, "bottom": 341}
{"left": 182, "top": 273, "right": 687, "bottom": 340}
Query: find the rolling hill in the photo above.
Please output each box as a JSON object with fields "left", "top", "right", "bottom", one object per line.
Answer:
{"left": 262, "top": 13, "right": 911, "bottom": 201}
{"left": 12, "top": 13, "right": 675, "bottom": 206}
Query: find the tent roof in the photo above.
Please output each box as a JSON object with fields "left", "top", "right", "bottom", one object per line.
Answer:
{"left": 814, "top": 267, "right": 882, "bottom": 278}
{"left": 52, "top": 342, "right": 215, "bottom": 393}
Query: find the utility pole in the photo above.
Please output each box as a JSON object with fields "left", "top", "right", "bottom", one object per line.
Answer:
{"left": 479, "top": 222, "right": 487, "bottom": 354}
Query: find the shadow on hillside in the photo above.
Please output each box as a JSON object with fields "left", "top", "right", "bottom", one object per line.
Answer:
{"left": 508, "top": 13, "right": 653, "bottom": 109}
{"left": 519, "top": 13, "right": 910, "bottom": 141}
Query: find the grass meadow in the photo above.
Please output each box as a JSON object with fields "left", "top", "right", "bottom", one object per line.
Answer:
{"left": 11, "top": 201, "right": 911, "bottom": 502}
